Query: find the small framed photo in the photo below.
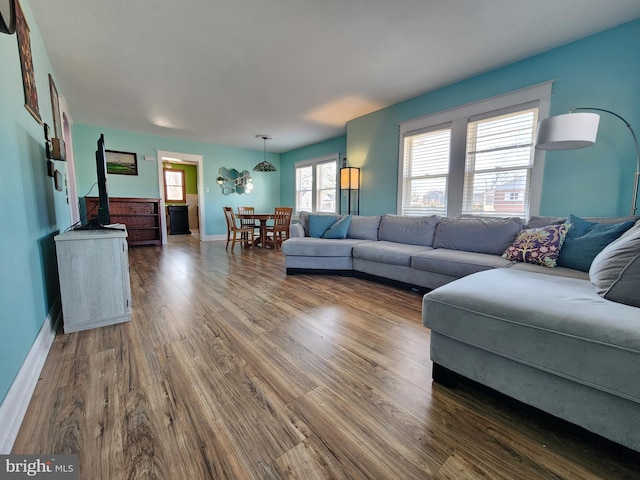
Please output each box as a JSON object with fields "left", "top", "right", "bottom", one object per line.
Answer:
{"left": 106, "top": 150, "right": 138, "bottom": 175}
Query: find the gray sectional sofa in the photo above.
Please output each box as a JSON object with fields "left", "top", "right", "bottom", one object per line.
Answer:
{"left": 283, "top": 212, "right": 591, "bottom": 286}
{"left": 282, "top": 211, "right": 640, "bottom": 452}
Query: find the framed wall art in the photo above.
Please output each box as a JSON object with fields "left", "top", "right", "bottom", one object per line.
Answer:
{"left": 106, "top": 150, "right": 138, "bottom": 176}
{"left": 48, "top": 74, "right": 61, "bottom": 138}
{"left": 15, "top": 0, "right": 40, "bottom": 124}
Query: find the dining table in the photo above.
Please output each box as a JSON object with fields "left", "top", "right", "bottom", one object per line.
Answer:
{"left": 236, "top": 213, "right": 274, "bottom": 248}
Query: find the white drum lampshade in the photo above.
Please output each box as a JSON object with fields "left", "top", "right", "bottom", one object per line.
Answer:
{"left": 535, "top": 112, "right": 600, "bottom": 150}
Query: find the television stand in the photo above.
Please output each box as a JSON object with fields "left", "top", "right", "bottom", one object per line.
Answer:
{"left": 54, "top": 228, "right": 131, "bottom": 333}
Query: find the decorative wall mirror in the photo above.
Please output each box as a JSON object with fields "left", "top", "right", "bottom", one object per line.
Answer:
{"left": 217, "top": 167, "right": 253, "bottom": 195}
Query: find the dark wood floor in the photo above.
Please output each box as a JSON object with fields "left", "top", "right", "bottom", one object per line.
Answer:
{"left": 13, "top": 235, "right": 640, "bottom": 479}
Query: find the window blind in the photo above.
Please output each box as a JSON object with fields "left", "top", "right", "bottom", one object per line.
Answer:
{"left": 462, "top": 107, "right": 538, "bottom": 218}
{"left": 402, "top": 127, "right": 451, "bottom": 216}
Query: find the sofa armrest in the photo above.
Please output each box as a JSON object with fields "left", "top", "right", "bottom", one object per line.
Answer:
{"left": 290, "top": 223, "right": 305, "bottom": 238}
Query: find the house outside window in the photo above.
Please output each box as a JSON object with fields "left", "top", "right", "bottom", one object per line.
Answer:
{"left": 398, "top": 82, "right": 551, "bottom": 219}
{"left": 294, "top": 154, "right": 339, "bottom": 213}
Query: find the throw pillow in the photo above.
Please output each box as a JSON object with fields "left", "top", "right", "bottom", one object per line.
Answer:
{"left": 501, "top": 223, "right": 570, "bottom": 268}
{"left": 308, "top": 214, "right": 340, "bottom": 238}
{"left": 589, "top": 222, "right": 640, "bottom": 307}
{"left": 323, "top": 216, "right": 352, "bottom": 239}
{"left": 558, "top": 214, "right": 636, "bottom": 272}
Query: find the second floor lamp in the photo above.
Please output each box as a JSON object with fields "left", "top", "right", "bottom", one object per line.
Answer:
{"left": 340, "top": 166, "right": 360, "bottom": 215}
{"left": 535, "top": 107, "right": 639, "bottom": 215}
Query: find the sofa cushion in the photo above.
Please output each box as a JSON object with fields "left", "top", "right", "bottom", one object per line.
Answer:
{"left": 558, "top": 214, "right": 636, "bottom": 272}
{"left": 323, "top": 215, "right": 352, "bottom": 239}
{"left": 526, "top": 214, "right": 639, "bottom": 229}
{"left": 378, "top": 214, "right": 439, "bottom": 246}
{"left": 352, "top": 241, "right": 432, "bottom": 267}
{"left": 433, "top": 217, "right": 523, "bottom": 255}
{"left": 347, "top": 215, "right": 381, "bottom": 240}
{"left": 308, "top": 214, "right": 340, "bottom": 238}
{"left": 525, "top": 215, "right": 565, "bottom": 228}
{"left": 589, "top": 221, "right": 640, "bottom": 308}
{"left": 502, "top": 223, "right": 569, "bottom": 268}
{"left": 422, "top": 268, "right": 640, "bottom": 403}
{"left": 281, "top": 237, "right": 371, "bottom": 257}
{"left": 412, "top": 249, "right": 513, "bottom": 278}
{"left": 509, "top": 262, "right": 589, "bottom": 280}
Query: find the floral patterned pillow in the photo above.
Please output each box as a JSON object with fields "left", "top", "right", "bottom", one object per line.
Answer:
{"left": 502, "top": 224, "right": 571, "bottom": 268}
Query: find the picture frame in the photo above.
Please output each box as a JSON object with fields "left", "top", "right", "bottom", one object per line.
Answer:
{"left": 48, "top": 74, "right": 61, "bottom": 139}
{"left": 15, "top": 0, "right": 40, "bottom": 124}
{"left": 106, "top": 150, "right": 138, "bottom": 175}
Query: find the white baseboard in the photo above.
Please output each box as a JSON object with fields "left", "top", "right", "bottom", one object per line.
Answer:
{"left": 0, "top": 299, "right": 60, "bottom": 454}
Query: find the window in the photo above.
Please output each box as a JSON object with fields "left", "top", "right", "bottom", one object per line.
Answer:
{"left": 294, "top": 154, "right": 339, "bottom": 213}
{"left": 398, "top": 82, "right": 551, "bottom": 219}
{"left": 164, "top": 168, "right": 186, "bottom": 202}
{"left": 401, "top": 126, "right": 451, "bottom": 216}
{"left": 462, "top": 108, "right": 538, "bottom": 217}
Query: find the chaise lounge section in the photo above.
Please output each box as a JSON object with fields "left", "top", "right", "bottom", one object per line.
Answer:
{"left": 284, "top": 211, "right": 640, "bottom": 451}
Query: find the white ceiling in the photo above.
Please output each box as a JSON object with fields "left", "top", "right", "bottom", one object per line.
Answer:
{"left": 29, "top": 0, "right": 640, "bottom": 153}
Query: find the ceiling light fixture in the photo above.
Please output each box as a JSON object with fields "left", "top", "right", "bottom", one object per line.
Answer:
{"left": 253, "top": 135, "right": 277, "bottom": 172}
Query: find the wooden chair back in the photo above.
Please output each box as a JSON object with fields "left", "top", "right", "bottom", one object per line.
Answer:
{"left": 223, "top": 206, "right": 254, "bottom": 251}
{"left": 272, "top": 207, "right": 293, "bottom": 232}
{"left": 266, "top": 207, "right": 293, "bottom": 250}
{"left": 238, "top": 206, "right": 257, "bottom": 229}
{"left": 223, "top": 206, "right": 238, "bottom": 231}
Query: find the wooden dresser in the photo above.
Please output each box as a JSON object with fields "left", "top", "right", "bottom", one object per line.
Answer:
{"left": 85, "top": 197, "right": 162, "bottom": 246}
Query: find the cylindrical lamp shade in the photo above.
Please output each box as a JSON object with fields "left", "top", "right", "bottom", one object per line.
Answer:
{"left": 340, "top": 167, "right": 360, "bottom": 190}
{"left": 535, "top": 112, "right": 600, "bottom": 150}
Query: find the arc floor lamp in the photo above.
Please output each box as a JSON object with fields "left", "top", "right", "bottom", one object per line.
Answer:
{"left": 535, "top": 107, "right": 639, "bottom": 215}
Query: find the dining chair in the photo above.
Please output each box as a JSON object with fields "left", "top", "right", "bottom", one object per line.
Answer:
{"left": 265, "top": 207, "right": 293, "bottom": 251}
{"left": 237, "top": 206, "right": 259, "bottom": 240}
{"left": 223, "top": 206, "right": 254, "bottom": 251}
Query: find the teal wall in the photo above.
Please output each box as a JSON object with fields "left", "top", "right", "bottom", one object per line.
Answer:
{"left": 280, "top": 135, "right": 347, "bottom": 208}
{"left": 0, "top": 1, "right": 70, "bottom": 403}
{"left": 72, "top": 124, "right": 281, "bottom": 236}
{"left": 329, "top": 20, "right": 640, "bottom": 217}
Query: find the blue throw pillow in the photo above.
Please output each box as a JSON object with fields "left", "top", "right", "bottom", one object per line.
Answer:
{"left": 308, "top": 214, "right": 340, "bottom": 238}
{"left": 323, "top": 216, "right": 352, "bottom": 239}
{"left": 558, "top": 214, "right": 636, "bottom": 271}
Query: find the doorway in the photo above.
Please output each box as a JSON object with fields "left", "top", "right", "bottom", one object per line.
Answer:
{"left": 156, "top": 150, "right": 205, "bottom": 245}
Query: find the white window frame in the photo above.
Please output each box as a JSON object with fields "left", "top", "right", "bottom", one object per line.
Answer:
{"left": 398, "top": 82, "right": 552, "bottom": 218}
{"left": 294, "top": 153, "right": 339, "bottom": 214}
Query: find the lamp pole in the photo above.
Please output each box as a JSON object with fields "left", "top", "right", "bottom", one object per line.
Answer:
{"left": 570, "top": 107, "right": 640, "bottom": 215}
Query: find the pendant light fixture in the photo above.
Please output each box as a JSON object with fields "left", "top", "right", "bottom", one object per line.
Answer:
{"left": 253, "top": 135, "right": 277, "bottom": 172}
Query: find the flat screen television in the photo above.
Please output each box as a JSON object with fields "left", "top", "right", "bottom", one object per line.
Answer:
{"left": 94, "top": 134, "right": 111, "bottom": 226}
{"left": 78, "top": 134, "right": 111, "bottom": 229}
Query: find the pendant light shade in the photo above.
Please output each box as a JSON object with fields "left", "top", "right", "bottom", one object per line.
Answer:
{"left": 253, "top": 135, "right": 277, "bottom": 172}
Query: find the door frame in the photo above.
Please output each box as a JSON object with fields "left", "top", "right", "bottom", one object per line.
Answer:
{"left": 156, "top": 150, "right": 205, "bottom": 244}
{"left": 59, "top": 97, "right": 80, "bottom": 224}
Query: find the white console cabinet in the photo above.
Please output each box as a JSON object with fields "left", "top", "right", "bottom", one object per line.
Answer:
{"left": 54, "top": 227, "right": 132, "bottom": 333}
